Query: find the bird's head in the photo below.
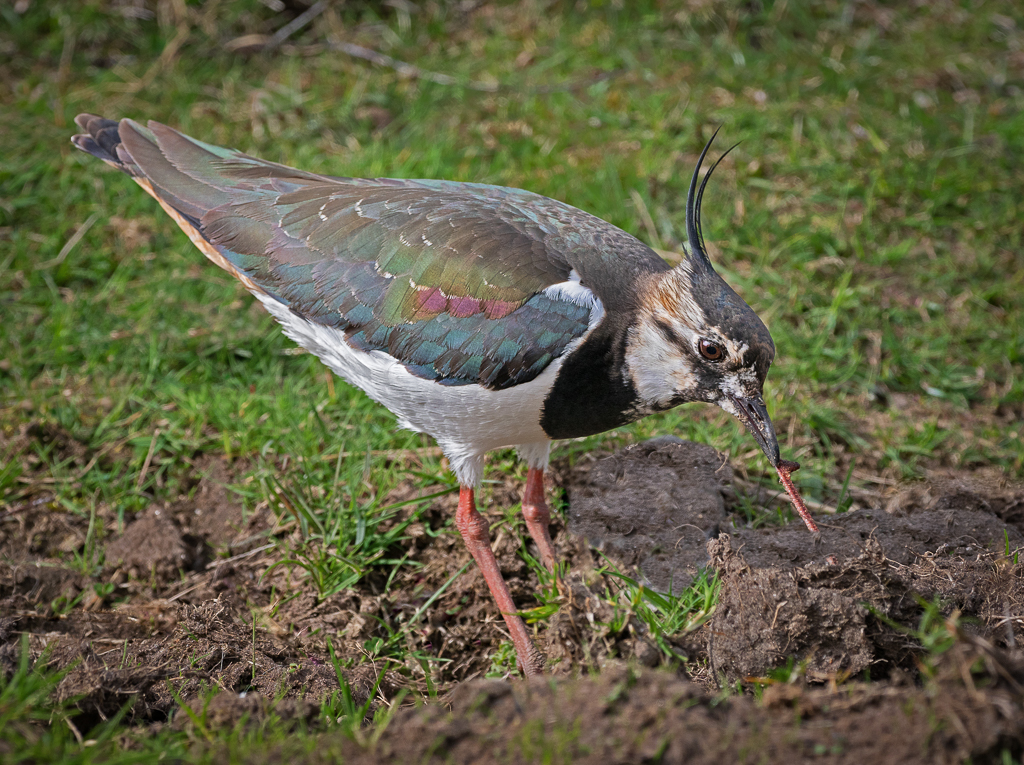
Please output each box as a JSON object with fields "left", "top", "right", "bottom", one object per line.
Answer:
{"left": 624, "top": 130, "right": 781, "bottom": 467}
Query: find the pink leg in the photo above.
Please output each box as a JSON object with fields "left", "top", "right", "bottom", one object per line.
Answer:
{"left": 521, "top": 467, "right": 558, "bottom": 573}
{"left": 455, "top": 486, "right": 544, "bottom": 676}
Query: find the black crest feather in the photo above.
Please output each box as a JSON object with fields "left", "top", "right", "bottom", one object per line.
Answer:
{"left": 685, "top": 128, "right": 740, "bottom": 271}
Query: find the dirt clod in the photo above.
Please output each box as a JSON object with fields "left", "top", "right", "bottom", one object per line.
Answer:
{"left": 105, "top": 509, "right": 197, "bottom": 579}
{"left": 565, "top": 438, "right": 729, "bottom": 592}
{"left": 707, "top": 533, "right": 906, "bottom": 683}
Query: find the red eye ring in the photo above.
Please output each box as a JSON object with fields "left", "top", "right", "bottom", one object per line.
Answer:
{"left": 699, "top": 339, "right": 724, "bottom": 361}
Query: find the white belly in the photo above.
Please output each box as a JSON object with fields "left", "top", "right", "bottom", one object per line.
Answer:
{"left": 256, "top": 293, "right": 556, "bottom": 486}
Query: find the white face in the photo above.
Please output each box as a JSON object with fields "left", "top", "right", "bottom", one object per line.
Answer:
{"left": 623, "top": 269, "right": 767, "bottom": 412}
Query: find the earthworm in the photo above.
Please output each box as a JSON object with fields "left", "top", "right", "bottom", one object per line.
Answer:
{"left": 776, "top": 459, "right": 819, "bottom": 533}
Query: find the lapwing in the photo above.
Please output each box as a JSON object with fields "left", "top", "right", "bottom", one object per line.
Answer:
{"left": 71, "top": 115, "right": 814, "bottom": 676}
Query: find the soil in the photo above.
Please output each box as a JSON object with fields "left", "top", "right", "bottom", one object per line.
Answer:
{"left": 565, "top": 436, "right": 729, "bottom": 593}
{"left": 249, "top": 645, "right": 1024, "bottom": 765}
{"left": 2, "top": 427, "right": 1024, "bottom": 763}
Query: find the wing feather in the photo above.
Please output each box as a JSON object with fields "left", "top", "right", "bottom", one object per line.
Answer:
{"left": 71, "top": 115, "right": 666, "bottom": 389}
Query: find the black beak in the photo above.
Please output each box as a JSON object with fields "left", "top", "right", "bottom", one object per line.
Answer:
{"left": 728, "top": 395, "right": 780, "bottom": 468}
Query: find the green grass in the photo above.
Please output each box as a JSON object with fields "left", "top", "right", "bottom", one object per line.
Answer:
{"left": 3, "top": 1, "right": 1022, "bottom": 512}
{"left": 603, "top": 566, "right": 719, "bottom": 658}
{"left": 2, "top": 0, "right": 1023, "bottom": 761}
{"left": 0, "top": 638, "right": 140, "bottom": 764}
{"left": 256, "top": 455, "right": 458, "bottom": 598}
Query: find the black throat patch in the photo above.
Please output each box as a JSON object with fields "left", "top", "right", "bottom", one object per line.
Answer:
{"left": 540, "top": 314, "right": 641, "bottom": 439}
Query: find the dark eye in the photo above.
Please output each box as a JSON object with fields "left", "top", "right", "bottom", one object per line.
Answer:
{"left": 698, "top": 339, "right": 724, "bottom": 361}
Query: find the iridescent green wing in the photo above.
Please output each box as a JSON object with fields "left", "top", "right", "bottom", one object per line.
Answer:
{"left": 79, "top": 117, "right": 607, "bottom": 389}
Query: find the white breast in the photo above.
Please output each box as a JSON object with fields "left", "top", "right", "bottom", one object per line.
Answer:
{"left": 256, "top": 293, "right": 574, "bottom": 486}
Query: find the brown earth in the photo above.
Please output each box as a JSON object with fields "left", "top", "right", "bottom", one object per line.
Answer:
{"left": 2, "top": 427, "right": 1024, "bottom": 762}
{"left": 244, "top": 643, "right": 1024, "bottom": 765}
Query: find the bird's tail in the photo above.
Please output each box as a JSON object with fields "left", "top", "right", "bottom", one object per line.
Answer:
{"left": 70, "top": 114, "right": 275, "bottom": 294}
{"left": 71, "top": 114, "right": 138, "bottom": 174}
{"left": 70, "top": 114, "right": 252, "bottom": 225}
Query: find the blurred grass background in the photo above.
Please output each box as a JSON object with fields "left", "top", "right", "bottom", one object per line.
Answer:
{"left": 3, "top": 0, "right": 1023, "bottom": 526}
{"left": 1, "top": 0, "right": 1023, "bottom": 760}
{"left": 3, "top": 0, "right": 1022, "bottom": 524}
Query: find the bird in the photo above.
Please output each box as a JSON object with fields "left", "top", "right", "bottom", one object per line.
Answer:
{"left": 71, "top": 114, "right": 814, "bottom": 677}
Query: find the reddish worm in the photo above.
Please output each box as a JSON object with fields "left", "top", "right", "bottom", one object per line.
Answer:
{"left": 775, "top": 459, "right": 818, "bottom": 534}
